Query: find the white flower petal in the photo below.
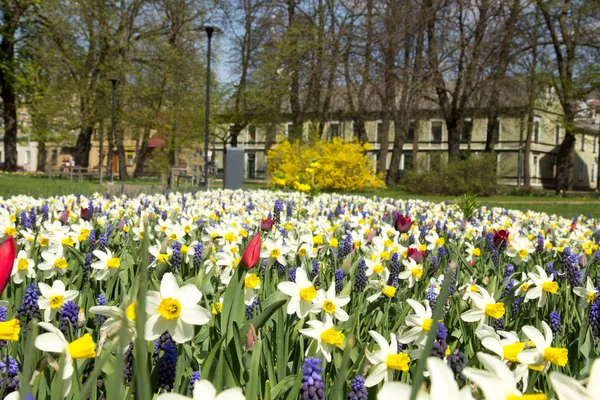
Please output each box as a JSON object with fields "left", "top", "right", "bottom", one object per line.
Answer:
{"left": 160, "top": 272, "right": 180, "bottom": 299}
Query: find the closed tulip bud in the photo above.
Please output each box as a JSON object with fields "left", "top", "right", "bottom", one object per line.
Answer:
{"left": 242, "top": 234, "right": 261, "bottom": 269}
{"left": 0, "top": 236, "right": 16, "bottom": 296}
{"left": 367, "top": 229, "right": 375, "bottom": 243}
{"left": 260, "top": 217, "right": 274, "bottom": 231}
{"left": 59, "top": 209, "right": 70, "bottom": 225}
{"left": 394, "top": 214, "right": 413, "bottom": 233}
{"left": 245, "top": 323, "right": 257, "bottom": 351}
{"left": 78, "top": 308, "right": 86, "bottom": 328}
{"left": 579, "top": 253, "right": 588, "bottom": 268}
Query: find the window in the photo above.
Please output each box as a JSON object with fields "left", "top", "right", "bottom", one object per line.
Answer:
{"left": 286, "top": 123, "right": 293, "bottom": 137}
{"left": 581, "top": 134, "right": 586, "bottom": 151}
{"left": 248, "top": 125, "right": 256, "bottom": 142}
{"left": 25, "top": 151, "right": 31, "bottom": 165}
{"left": 127, "top": 152, "right": 134, "bottom": 167}
{"left": 594, "top": 137, "right": 597, "bottom": 153}
{"left": 430, "top": 153, "right": 442, "bottom": 171}
{"left": 461, "top": 120, "right": 473, "bottom": 143}
{"left": 533, "top": 117, "right": 541, "bottom": 143}
{"left": 431, "top": 121, "right": 443, "bottom": 143}
{"left": 533, "top": 155, "right": 539, "bottom": 178}
{"left": 329, "top": 122, "right": 340, "bottom": 140}
{"left": 488, "top": 118, "right": 501, "bottom": 143}
{"left": 555, "top": 125, "right": 561, "bottom": 145}
{"left": 403, "top": 153, "right": 413, "bottom": 170}
{"left": 0, "top": 150, "right": 3, "bottom": 162}
{"left": 407, "top": 121, "right": 415, "bottom": 142}
{"left": 352, "top": 121, "right": 360, "bottom": 138}
{"left": 592, "top": 164, "right": 596, "bottom": 182}
{"left": 376, "top": 122, "right": 384, "bottom": 143}
{"left": 51, "top": 150, "right": 58, "bottom": 165}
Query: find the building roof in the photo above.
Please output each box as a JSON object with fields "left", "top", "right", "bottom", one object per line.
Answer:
{"left": 147, "top": 132, "right": 166, "bottom": 148}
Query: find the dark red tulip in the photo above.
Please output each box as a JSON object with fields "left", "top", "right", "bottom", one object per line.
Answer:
{"left": 493, "top": 229, "right": 509, "bottom": 248}
{"left": 80, "top": 207, "right": 93, "bottom": 221}
{"left": 260, "top": 217, "right": 274, "bottom": 231}
{"left": 407, "top": 247, "right": 425, "bottom": 263}
{"left": 394, "top": 215, "right": 413, "bottom": 233}
{"left": 242, "top": 234, "right": 261, "bottom": 269}
{"left": 0, "top": 236, "right": 16, "bottom": 296}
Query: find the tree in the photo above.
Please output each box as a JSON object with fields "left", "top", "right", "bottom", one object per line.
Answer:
{"left": 0, "top": 0, "right": 35, "bottom": 171}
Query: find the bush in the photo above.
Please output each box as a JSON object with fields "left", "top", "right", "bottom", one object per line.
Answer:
{"left": 267, "top": 138, "right": 385, "bottom": 192}
{"left": 400, "top": 154, "right": 499, "bottom": 196}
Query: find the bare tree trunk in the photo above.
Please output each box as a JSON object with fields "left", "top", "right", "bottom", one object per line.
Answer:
{"left": 116, "top": 127, "right": 129, "bottom": 180}
{"left": 377, "top": 116, "right": 390, "bottom": 175}
{"left": 133, "top": 125, "right": 151, "bottom": 177}
{"left": 37, "top": 141, "right": 46, "bottom": 172}
{"left": 73, "top": 126, "right": 94, "bottom": 167}
{"left": 524, "top": 112, "right": 533, "bottom": 187}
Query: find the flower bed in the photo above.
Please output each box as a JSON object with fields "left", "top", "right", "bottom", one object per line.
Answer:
{"left": 0, "top": 190, "right": 597, "bottom": 399}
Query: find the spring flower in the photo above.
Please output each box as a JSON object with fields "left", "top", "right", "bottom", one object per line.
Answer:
{"left": 34, "top": 322, "right": 96, "bottom": 396}
{"left": 260, "top": 237, "right": 291, "bottom": 266}
{"left": 278, "top": 268, "right": 317, "bottom": 318}
{"left": 38, "top": 245, "right": 69, "bottom": 279}
{"left": 241, "top": 233, "right": 261, "bottom": 269}
{"left": 0, "top": 236, "right": 16, "bottom": 295}
{"left": 364, "top": 330, "right": 411, "bottom": 387}
{"left": 464, "top": 242, "right": 481, "bottom": 263}
{"left": 145, "top": 272, "right": 211, "bottom": 343}
{"left": 526, "top": 265, "right": 559, "bottom": 307}
{"left": 506, "top": 235, "right": 535, "bottom": 263}
{"left": 310, "top": 282, "right": 351, "bottom": 321}
{"left": 573, "top": 276, "right": 598, "bottom": 307}
{"left": 299, "top": 315, "right": 345, "bottom": 362}
{"left": 91, "top": 249, "right": 121, "bottom": 281}
{"left": 549, "top": 358, "right": 600, "bottom": 400}
{"left": 399, "top": 258, "right": 423, "bottom": 288}
{"left": 89, "top": 303, "right": 137, "bottom": 353}
{"left": 393, "top": 215, "right": 413, "bottom": 233}
{"left": 378, "top": 357, "right": 473, "bottom": 400}
{"left": 11, "top": 249, "right": 35, "bottom": 284}
{"left": 156, "top": 379, "right": 245, "bottom": 400}
{"left": 244, "top": 273, "right": 261, "bottom": 305}
{"left": 461, "top": 285, "right": 505, "bottom": 324}
{"left": 493, "top": 229, "right": 509, "bottom": 248}
{"left": 463, "top": 352, "right": 545, "bottom": 400}
{"left": 425, "top": 230, "right": 445, "bottom": 251}
{"left": 38, "top": 280, "right": 79, "bottom": 322}
{"left": 398, "top": 299, "right": 433, "bottom": 345}
{"left": 299, "top": 357, "right": 325, "bottom": 400}
{"left": 518, "top": 321, "right": 568, "bottom": 371}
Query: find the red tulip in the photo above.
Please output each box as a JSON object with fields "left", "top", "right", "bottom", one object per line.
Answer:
{"left": 260, "top": 217, "right": 274, "bottom": 231}
{"left": 80, "top": 207, "right": 93, "bottom": 221}
{"left": 242, "top": 234, "right": 261, "bottom": 269}
{"left": 493, "top": 229, "right": 509, "bottom": 248}
{"left": 0, "top": 236, "right": 16, "bottom": 296}
{"left": 407, "top": 247, "right": 425, "bottom": 263}
{"left": 393, "top": 214, "right": 413, "bottom": 233}
{"left": 59, "top": 209, "right": 70, "bottom": 225}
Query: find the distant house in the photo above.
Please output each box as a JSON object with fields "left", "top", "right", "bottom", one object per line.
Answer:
{"left": 216, "top": 81, "right": 600, "bottom": 190}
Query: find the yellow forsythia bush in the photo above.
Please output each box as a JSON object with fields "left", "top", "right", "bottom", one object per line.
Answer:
{"left": 267, "top": 138, "right": 386, "bottom": 192}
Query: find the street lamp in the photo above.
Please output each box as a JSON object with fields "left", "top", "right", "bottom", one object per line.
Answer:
{"left": 200, "top": 25, "right": 221, "bottom": 188}
{"left": 108, "top": 78, "right": 119, "bottom": 183}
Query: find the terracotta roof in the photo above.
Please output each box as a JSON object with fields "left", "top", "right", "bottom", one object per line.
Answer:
{"left": 148, "top": 133, "right": 165, "bottom": 148}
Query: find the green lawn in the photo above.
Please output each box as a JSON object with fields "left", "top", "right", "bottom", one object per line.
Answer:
{"left": 1, "top": 174, "right": 599, "bottom": 218}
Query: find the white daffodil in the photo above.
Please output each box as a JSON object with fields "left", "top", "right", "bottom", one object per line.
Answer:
{"left": 11, "top": 249, "right": 35, "bottom": 284}
{"left": 525, "top": 265, "right": 559, "bottom": 307}
{"left": 91, "top": 249, "right": 121, "bottom": 281}
{"left": 398, "top": 299, "right": 433, "bottom": 345}
{"left": 299, "top": 315, "right": 344, "bottom": 362}
{"left": 463, "top": 352, "right": 547, "bottom": 400}
{"left": 573, "top": 276, "right": 598, "bottom": 307}
{"left": 156, "top": 379, "right": 245, "bottom": 400}
{"left": 460, "top": 285, "right": 505, "bottom": 324}
{"left": 506, "top": 235, "right": 535, "bottom": 263}
{"left": 38, "top": 280, "right": 79, "bottom": 322}
{"left": 145, "top": 272, "right": 211, "bottom": 343}
{"left": 310, "top": 282, "right": 350, "bottom": 321}
{"left": 378, "top": 357, "right": 473, "bottom": 400}
{"left": 514, "top": 272, "right": 534, "bottom": 298}
{"left": 244, "top": 273, "right": 261, "bottom": 305}
{"left": 149, "top": 239, "right": 170, "bottom": 269}
{"left": 549, "top": 358, "right": 600, "bottom": 400}
{"left": 425, "top": 230, "right": 445, "bottom": 251}
{"left": 366, "top": 269, "right": 397, "bottom": 303}
{"left": 475, "top": 325, "right": 532, "bottom": 388}
{"left": 278, "top": 268, "right": 317, "bottom": 318}
{"left": 364, "top": 330, "right": 411, "bottom": 387}
{"left": 88, "top": 302, "right": 137, "bottom": 354}
{"left": 260, "top": 237, "right": 291, "bottom": 266}
{"left": 34, "top": 322, "right": 96, "bottom": 396}
{"left": 399, "top": 258, "right": 423, "bottom": 288}
{"left": 38, "top": 245, "right": 69, "bottom": 279}
{"left": 518, "top": 321, "right": 568, "bottom": 372}
{"left": 459, "top": 277, "right": 483, "bottom": 302}
{"left": 464, "top": 242, "right": 481, "bottom": 263}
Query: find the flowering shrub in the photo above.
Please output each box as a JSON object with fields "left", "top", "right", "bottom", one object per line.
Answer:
{"left": 267, "top": 138, "right": 385, "bottom": 192}
{"left": 0, "top": 190, "right": 597, "bottom": 399}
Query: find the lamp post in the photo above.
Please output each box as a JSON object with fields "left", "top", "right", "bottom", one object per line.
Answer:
{"left": 108, "top": 78, "right": 119, "bottom": 183}
{"left": 201, "top": 25, "right": 220, "bottom": 188}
